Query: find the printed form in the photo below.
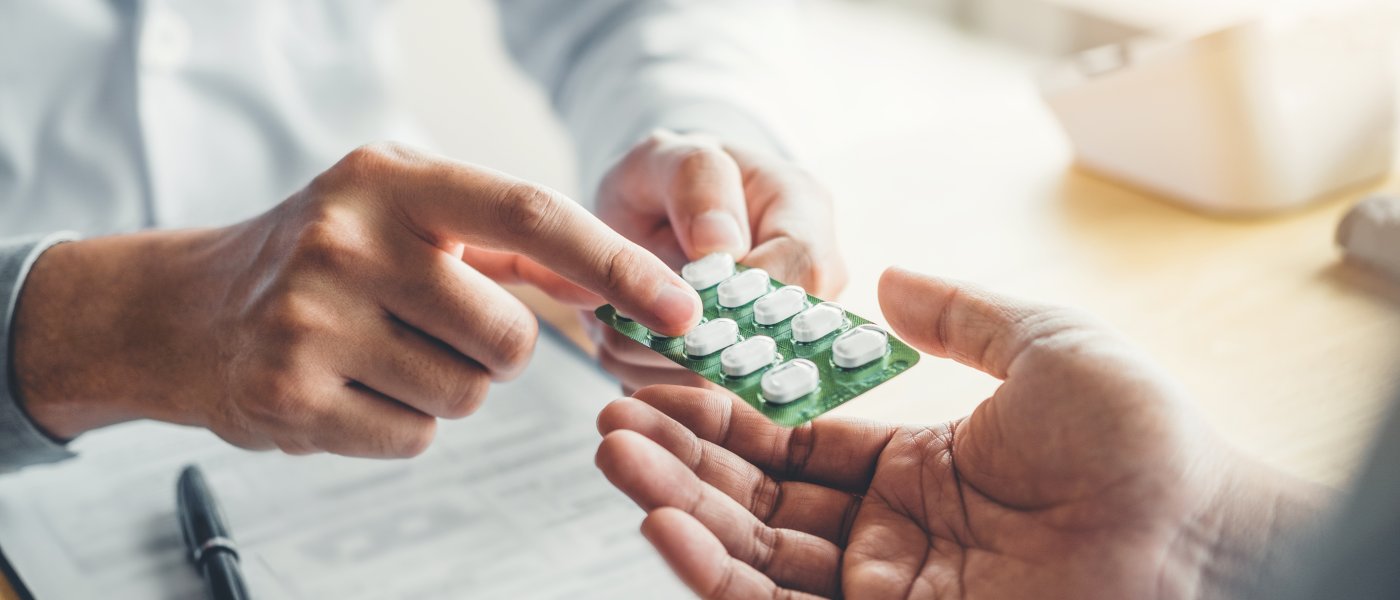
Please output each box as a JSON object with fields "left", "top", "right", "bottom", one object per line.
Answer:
{"left": 0, "top": 334, "right": 689, "bottom": 599}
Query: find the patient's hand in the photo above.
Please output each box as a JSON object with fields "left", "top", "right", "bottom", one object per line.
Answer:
{"left": 590, "top": 130, "right": 847, "bottom": 392}
{"left": 596, "top": 267, "right": 1329, "bottom": 599}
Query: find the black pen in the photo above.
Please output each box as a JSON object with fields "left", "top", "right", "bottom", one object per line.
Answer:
{"left": 177, "top": 465, "right": 251, "bottom": 600}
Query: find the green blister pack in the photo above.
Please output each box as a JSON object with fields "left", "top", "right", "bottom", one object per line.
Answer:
{"left": 594, "top": 253, "right": 919, "bottom": 427}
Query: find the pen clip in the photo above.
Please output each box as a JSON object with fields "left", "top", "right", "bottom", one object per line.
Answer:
{"left": 193, "top": 535, "right": 240, "bottom": 564}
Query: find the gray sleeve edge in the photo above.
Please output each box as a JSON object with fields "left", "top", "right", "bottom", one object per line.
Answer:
{"left": 0, "top": 232, "right": 82, "bottom": 471}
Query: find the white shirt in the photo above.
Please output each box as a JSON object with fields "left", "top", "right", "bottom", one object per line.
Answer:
{"left": 0, "top": 0, "right": 793, "bottom": 468}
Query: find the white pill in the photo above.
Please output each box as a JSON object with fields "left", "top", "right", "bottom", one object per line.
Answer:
{"left": 684, "top": 318, "right": 740, "bottom": 357}
{"left": 717, "top": 269, "right": 771, "bottom": 308}
{"left": 720, "top": 335, "right": 778, "bottom": 377}
{"left": 832, "top": 324, "right": 889, "bottom": 369}
{"left": 753, "top": 286, "right": 808, "bottom": 326}
{"left": 791, "top": 302, "right": 846, "bottom": 343}
{"left": 681, "top": 253, "right": 736, "bottom": 290}
{"left": 761, "top": 359, "right": 820, "bottom": 404}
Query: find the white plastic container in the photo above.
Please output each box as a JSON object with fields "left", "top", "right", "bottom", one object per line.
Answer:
{"left": 1040, "top": 3, "right": 1398, "bottom": 215}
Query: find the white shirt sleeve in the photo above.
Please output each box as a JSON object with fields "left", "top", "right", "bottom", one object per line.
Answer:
{"left": 494, "top": 0, "right": 798, "bottom": 208}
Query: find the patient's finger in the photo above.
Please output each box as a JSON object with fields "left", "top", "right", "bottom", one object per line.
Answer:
{"left": 878, "top": 266, "right": 1114, "bottom": 380}
{"left": 631, "top": 385, "right": 897, "bottom": 493}
{"left": 597, "top": 431, "right": 841, "bottom": 596}
{"left": 642, "top": 508, "right": 826, "bottom": 600}
{"left": 599, "top": 397, "right": 861, "bottom": 544}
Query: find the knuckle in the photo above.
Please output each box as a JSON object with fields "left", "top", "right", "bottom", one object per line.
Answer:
{"left": 596, "top": 430, "right": 630, "bottom": 469}
{"left": 259, "top": 371, "right": 300, "bottom": 407}
{"left": 707, "top": 565, "right": 740, "bottom": 600}
{"left": 782, "top": 236, "right": 818, "bottom": 274}
{"left": 598, "top": 243, "right": 645, "bottom": 298}
{"left": 595, "top": 397, "right": 636, "bottom": 433}
{"left": 341, "top": 142, "right": 411, "bottom": 175}
{"left": 631, "top": 129, "right": 678, "bottom": 158}
{"left": 754, "top": 234, "right": 819, "bottom": 286}
{"left": 782, "top": 423, "right": 817, "bottom": 479}
{"left": 288, "top": 214, "right": 364, "bottom": 273}
{"left": 1026, "top": 307, "right": 1099, "bottom": 342}
{"left": 484, "top": 310, "right": 538, "bottom": 376}
{"left": 604, "top": 131, "right": 672, "bottom": 193}
{"left": 260, "top": 293, "right": 326, "bottom": 346}
{"left": 671, "top": 146, "right": 728, "bottom": 182}
{"left": 245, "top": 369, "right": 315, "bottom": 426}
{"left": 440, "top": 372, "right": 489, "bottom": 419}
{"left": 750, "top": 524, "right": 779, "bottom": 572}
{"left": 750, "top": 477, "right": 781, "bottom": 522}
{"left": 389, "top": 418, "right": 437, "bottom": 458}
{"left": 497, "top": 182, "right": 566, "bottom": 238}
{"left": 1008, "top": 307, "right": 1109, "bottom": 364}
{"left": 640, "top": 129, "right": 670, "bottom": 149}
{"left": 313, "top": 142, "right": 410, "bottom": 193}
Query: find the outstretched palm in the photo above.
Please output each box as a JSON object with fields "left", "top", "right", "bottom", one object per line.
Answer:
{"left": 596, "top": 268, "right": 1314, "bottom": 599}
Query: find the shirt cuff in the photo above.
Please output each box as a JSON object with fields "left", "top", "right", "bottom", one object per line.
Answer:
{"left": 0, "top": 232, "right": 81, "bottom": 471}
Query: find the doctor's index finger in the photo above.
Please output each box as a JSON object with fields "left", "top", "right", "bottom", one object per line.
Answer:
{"left": 361, "top": 144, "right": 702, "bottom": 337}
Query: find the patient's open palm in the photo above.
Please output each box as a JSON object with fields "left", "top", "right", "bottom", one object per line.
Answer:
{"left": 596, "top": 268, "right": 1276, "bottom": 599}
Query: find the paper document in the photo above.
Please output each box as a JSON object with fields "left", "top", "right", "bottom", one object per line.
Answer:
{"left": 0, "top": 333, "right": 689, "bottom": 599}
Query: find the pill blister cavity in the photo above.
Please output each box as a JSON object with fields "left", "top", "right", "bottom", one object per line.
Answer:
{"left": 761, "top": 359, "right": 820, "bottom": 404}
{"left": 681, "top": 253, "right": 736, "bottom": 290}
{"left": 717, "top": 269, "right": 771, "bottom": 308}
{"left": 721, "top": 335, "right": 778, "bottom": 377}
{"left": 684, "top": 318, "right": 740, "bottom": 357}
{"left": 753, "top": 286, "right": 808, "bottom": 326}
{"left": 791, "top": 302, "right": 846, "bottom": 343}
{"left": 832, "top": 324, "right": 889, "bottom": 369}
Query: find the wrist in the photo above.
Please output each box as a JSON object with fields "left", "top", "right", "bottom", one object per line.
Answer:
{"left": 1183, "top": 457, "right": 1333, "bottom": 600}
{"left": 12, "top": 228, "right": 226, "bottom": 438}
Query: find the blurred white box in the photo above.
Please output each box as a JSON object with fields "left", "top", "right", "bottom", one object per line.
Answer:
{"left": 1040, "top": 3, "right": 1398, "bottom": 215}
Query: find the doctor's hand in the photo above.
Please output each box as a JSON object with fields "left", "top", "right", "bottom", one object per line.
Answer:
{"left": 590, "top": 130, "right": 847, "bottom": 392}
{"left": 595, "top": 268, "right": 1328, "bottom": 599}
{"left": 13, "top": 143, "right": 701, "bottom": 457}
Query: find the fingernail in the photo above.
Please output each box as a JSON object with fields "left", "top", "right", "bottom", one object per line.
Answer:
{"left": 690, "top": 211, "right": 748, "bottom": 257}
{"left": 652, "top": 283, "right": 702, "bottom": 334}
{"left": 885, "top": 265, "right": 911, "bottom": 278}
